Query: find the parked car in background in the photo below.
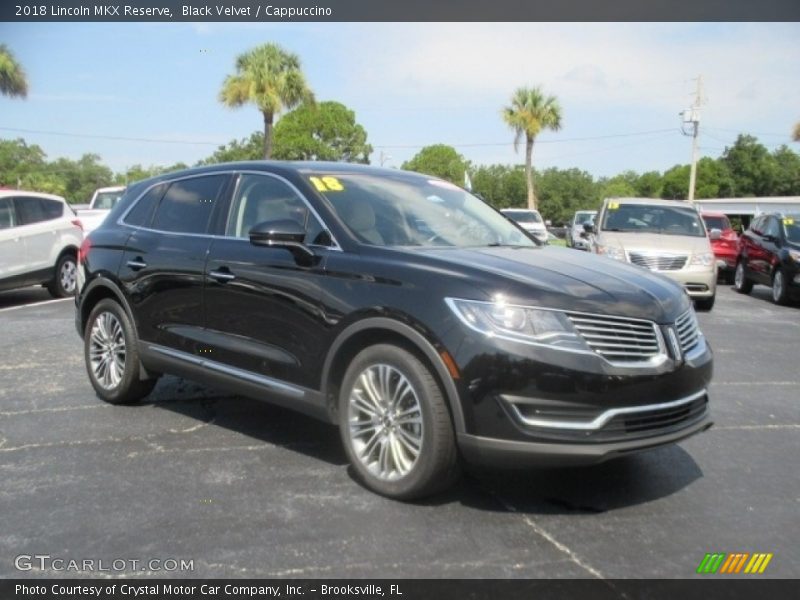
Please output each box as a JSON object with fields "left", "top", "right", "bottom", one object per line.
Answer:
{"left": 500, "top": 208, "right": 548, "bottom": 243}
{"left": 701, "top": 211, "right": 739, "bottom": 284}
{"left": 0, "top": 190, "right": 83, "bottom": 297}
{"left": 588, "top": 197, "right": 718, "bottom": 310}
{"left": 75, "top": 162, "right": 712, "bottom": 500}
{"left": 734, "top": 212, "right": 800, "bottom": 305}
{"left": 567, "top": 210, "right": 597, "bottom": 250}
{"left": 76, "top": 185, "right": 126, "bottom": 234}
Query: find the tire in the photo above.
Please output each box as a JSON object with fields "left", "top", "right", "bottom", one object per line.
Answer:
{"left": 338, "top": 344, "right": 460, "bottom": 500}
{"left": 47, "top": 253, "right": 77, "bottom": 298}
{"left": 772, "top": 269, "right": 790, "bottom": 306}
{"left": 723, "top": 269, "right": 736, "bottom": 285}
{"left": 695, "top": 295, "right": 715, "bottom": 311}
{"left": 734, "top": 261, "right": 753, "bottom": 294}
{"left": 84, "top": 298, "right": 157, "bottom": 404}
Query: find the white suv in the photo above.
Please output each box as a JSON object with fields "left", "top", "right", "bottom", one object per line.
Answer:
{"left": 0, "top": 191, "right": 84, "bottom": 297}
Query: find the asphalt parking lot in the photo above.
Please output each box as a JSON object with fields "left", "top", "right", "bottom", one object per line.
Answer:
{"left": 0, "top": 284, "right": 798, "bottom": 579}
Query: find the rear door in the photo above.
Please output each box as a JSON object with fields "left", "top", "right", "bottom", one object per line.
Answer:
{"left": 203, "top": 172, "right": 334, "bottom": 388}
{"left": 118, "top": 174, "right": 231, "bottom": 354}
{"left": 0, "top": 197, "right": 27, "bottom": 286}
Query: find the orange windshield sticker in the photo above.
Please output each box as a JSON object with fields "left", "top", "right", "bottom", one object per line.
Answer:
{"left": 309, "top": 176, "right": 344, "bottom": 192}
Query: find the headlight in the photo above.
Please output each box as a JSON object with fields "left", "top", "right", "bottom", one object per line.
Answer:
{"left": 597, "top": 245, "right": 625, "bottom": 261}
{"left": 788, "top": 250, "right": 800, "bottom": 262}
{"left": 445, "top": 297, "right": 587, "bottom": 351}
{"left": 690, "top": 252, "right": 715, "bottom": 267}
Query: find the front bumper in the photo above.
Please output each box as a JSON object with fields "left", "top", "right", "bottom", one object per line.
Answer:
{"left": 653, "top": 265, "right": 717, "bottom": 298}
{"left": 458, "top": 410, "right": 713, "bottom": 467}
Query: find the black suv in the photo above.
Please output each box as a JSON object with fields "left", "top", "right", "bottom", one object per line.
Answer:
{"left": 76, "top": 162, "right": 713, "bottom": 499}
{"left": 734, "top": 212, "right": 800, "bottom": 305}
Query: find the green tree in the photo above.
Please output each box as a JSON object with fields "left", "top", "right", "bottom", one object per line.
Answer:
{"left": 200, "top": 132, "right": 264, "bottom": 165}
{"left": 219, "top": 43, "right": 313, "bottom": 159}
{"left": 771, "top": 145, "right": 800, "bottom": 196}
{"left": 721, "top": 134, "right": 776, "bottom": 196}
{"left": 597, "top": 174, "right": 637, "bottom": 200}
{"left": 472, "top": 164, "right": 527, "bottom": 209}
{"left": 661, "top": 158, "right": 736, "bottom": 199}
{"left": 113, "top": 163, "right": 189, "bottom": 185}
{"left": 0, "top": 138, "right": 48, "bottom": 187}
{"left": 272, "top": 101, "right": 372, "bottom": 163}
{"left": 501, "top": 86, "right": 562, "bottom": 210}
{"left": 536, "top": 167, "right": 598, "bottom": 224}
{"left": 634, "top": 171, "right": 663, "bottom": 198}
{"left": 50, "top": 154, "right": 114, "bottom": 203}
{"left": 0, "top": 44, "right": 28, "bottom": 99}
{"left": 401, "top": 144, "right": 469, "bottom": 184}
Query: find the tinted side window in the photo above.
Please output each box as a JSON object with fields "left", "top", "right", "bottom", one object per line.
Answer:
{"left": 749, "top": 217, "right": 763, "bottom": 235}
{"left": 40, "top": 199, "right": 64, "bottom": 220}
{"left": 0, "top": 198, "right": 16, "bottom": 230}
{"left": 763, "top": 217, "right": 780, "bottom": 238}
{"left": 151, "top": 176, "right": 227, "bottom": 234}
{"left": 226, "top": 174, "right": 327, "bottom": 245}
{"left": 14, "top": 197, "right": 46, "bottom": 225}
{"left": 123, "top": 183, "right": 167, "bottom": 227}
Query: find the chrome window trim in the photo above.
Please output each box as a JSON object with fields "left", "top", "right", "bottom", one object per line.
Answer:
{"left": 117, "top": 169, "right": 341, "bottom": 251}
{"left": 509, "top": 389, "right": 707, "bottom": 431}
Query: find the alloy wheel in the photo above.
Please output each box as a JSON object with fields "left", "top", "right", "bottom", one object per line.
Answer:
{"left": 347, "top": 364, "right": 424, "bottom": 481}
{"left": 773, "top": 271, "right": 784, "bottom": 303}
{"left": 89, "top": 312, "right": 126, "bottom": 390}
{"left": 60, "top": 258, "right": 77, "bottom": 294}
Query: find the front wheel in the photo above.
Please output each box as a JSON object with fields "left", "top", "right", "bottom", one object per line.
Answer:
{"left": 772, "top": 269, "right": 790, "bottom": 305}
{"left": 339, "top": 344, "right": 460, "bottom": 500}
{"left": 734, "top": 261, "right": 753, "bottom": 294}
{"left": 84, "top": 299, "right": 157, "bottom": 404}
{"left": 47, "top": 253, "right": 77, "bottom": 297}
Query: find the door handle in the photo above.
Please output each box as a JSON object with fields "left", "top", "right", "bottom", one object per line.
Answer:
{"left": 126, "top": 257, "right": 147, "bottom": 271}
{"left": 209, "top": 269, "right": 235, "bottom": 282}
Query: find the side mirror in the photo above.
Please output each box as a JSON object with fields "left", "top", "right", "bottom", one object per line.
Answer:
{"left": 583, "top": 222, "right": 595, "bottom": 234}
{"left": 249, "top": 219, "right": 315, "bottom": 262}
{"left": 709, "top": 228, "right": 721, "bottom": 240}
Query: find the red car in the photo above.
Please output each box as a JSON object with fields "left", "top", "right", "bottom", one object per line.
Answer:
{"left": 702, "top": 211, "right": 739, "bottom": 283}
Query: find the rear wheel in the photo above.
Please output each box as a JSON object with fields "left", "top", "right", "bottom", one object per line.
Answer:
{"left": 772, "top": 269, "right": 790, "bottom": 305}
{"left": 734, "top": 261, "right": 753, "bottom": 294}
{"left": 47, "top": 253, "right": 77, "bottom": 297}
{"left": 84, "top": 299, "right": 157, "bottom": 404}
{"left": 339, "top": 344, "right": 459, "bottom": 500}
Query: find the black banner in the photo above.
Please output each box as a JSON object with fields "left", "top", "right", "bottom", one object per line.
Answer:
{"left": 2, "top": 580, "right": 799, "bottom": 600}
{"left": 2, "top": 0, "right": 800, "bottom": 22}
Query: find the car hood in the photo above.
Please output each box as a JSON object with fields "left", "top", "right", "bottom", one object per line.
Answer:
{"left": 598, "top": 231, "right": 712, "bottom": 256}
{"left": 413, "top": 245, "right": 690, "bottom": 323}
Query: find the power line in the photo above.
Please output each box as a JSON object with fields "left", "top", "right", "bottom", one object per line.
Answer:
{"left": 0, "top": 127, "right": 222, "bottom": 146}
{"left": 705, "top": 126, "right": 791, "bottom": 138}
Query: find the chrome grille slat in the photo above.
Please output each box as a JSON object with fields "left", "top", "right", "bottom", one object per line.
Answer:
{"left": 675, "top": 309, "right": 700, "bottom": 353}
{"left": 566, "top": 312, "right": 661, "bottom": 363}
{"left": 629, "top": 252, "right": 688, "bottom": 271}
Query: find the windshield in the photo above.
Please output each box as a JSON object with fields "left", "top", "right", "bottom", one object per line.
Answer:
{"left": 602, "top": 203, "right": 705, "bottom": 237}
{"left": 782, "top": 215, "right": 800, "bottom": 244}
{"left": 93, "top": 190, "right": 125, "bottom": 210}
{"left": 504, "top": 210, "right": 542, "bottom": 224}
{"left": 308, "top": 172, "right": 536, "bottom": 248}
{"left": 702, "top": 215, "right": 731, "bottom": 231}
{"left": 575, "top": 212, "right": 596, "bottom": 225}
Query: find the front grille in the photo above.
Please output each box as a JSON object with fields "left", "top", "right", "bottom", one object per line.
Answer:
{"left": 629, "top": 252, "right": 688, "bottom": 271}
{"left": 566, "top": 312, "right": 661, "bottom": 362}
{"left": 675, "top": 309, "right": 700, "bottom": 353}
{"left": 603, "top": 395, "right": 708, "bottom": 437}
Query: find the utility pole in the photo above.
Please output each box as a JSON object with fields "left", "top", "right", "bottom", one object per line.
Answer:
{"left": 379, "top": 150, "right": 392, "bottom": 167}
{"left": 682, "top": 75, "right": 704, "bottom": 202}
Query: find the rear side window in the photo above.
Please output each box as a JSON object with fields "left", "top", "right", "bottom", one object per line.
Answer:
{"left": 123, "top": 183, "right": 167, "bottom": 227}
{"left": 14, "top": 197, "right": 46, "bottom": 225}
{"left": 0, "top": 198, "right": 16, "bottom": 229}
{"left": 40, "top": 198, "right": 64, "bottom": 220}
{"left": 151, "top": 176, "right": 227, "bottom": 234}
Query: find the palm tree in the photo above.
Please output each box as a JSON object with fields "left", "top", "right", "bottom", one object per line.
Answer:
{"left": 219, "top": 43, "right": 313, "bottom": 159}
{"left": 793, "top": 122, "right": 800, "bottom": 143}
{"left": 0, "top": 44, "right": 28, "bottom": 98}
{"left": 502, "top": 86, "right": 562, "bottom": 210}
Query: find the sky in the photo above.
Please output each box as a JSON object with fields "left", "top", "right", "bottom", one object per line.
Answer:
{"left": 1, "top": 22, "right": 799, "bottom": 178}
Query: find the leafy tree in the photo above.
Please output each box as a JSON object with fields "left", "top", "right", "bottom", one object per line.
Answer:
{"left": 113, "top": 163, "right": 189, "bottom": 185}
{"left": 661, "top": 158, "right": 736, "bottom": 199}
{"left": 721, "top": 134, "right": 777, "bottom": 196}
{"left": 401, "top": 144, "right": 469, "bottom": 184}
{"left": 635, "top": 171, "right": 663, "bottom": 198}
{"left": 272, "top": 101, "right": 372, "bottom": 163}
{"left": 536, "top": 167, "right": 598, "bottom": 224}
{"left": 0, "top": 44, "right": 28, "bottom": 99}
{"left": 50, "top": 154, "right": 114, "bottom": 203}
{"left": 770, "top": 145, "right": 800, "bottom": 196}
{"left": 597, "top": 174, "right": 637, "bottom": 200}
{"left": 0, "top": 138, "right": 48, "bottom": 187}
{"left": 200, "top": 132, "right": 264, "bottom": 165}
{"left": 472, "top": 164, "right": 527, "bottom": 209}
{"left": 502, "top": 86, "right": 562, "bottom": 210}
{"left": 219, "top": 43, "right": 313, "bottom": 159}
